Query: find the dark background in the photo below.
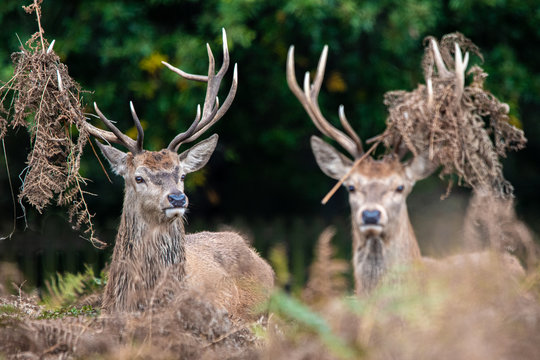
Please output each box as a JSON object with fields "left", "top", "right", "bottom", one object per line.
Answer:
{"left": 1, "top": 0, "right": 538, "bottom": 291}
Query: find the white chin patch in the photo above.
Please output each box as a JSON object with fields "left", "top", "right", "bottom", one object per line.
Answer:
{"left": 360, "top": 224, "right": 383, "bottom": 236}
{"left": 165, "top": 208, "right": 185, "bottom": 218}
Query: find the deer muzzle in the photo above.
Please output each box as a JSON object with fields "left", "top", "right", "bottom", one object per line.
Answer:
{"left": 358, "top": 206, "right": 387, "bottom": 235}
{"left": 164, "top": 191, "right": 188, "bottom": 218}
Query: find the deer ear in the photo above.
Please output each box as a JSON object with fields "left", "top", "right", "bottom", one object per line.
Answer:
{"left": 179, "top": 134, "right": 219, "bottom": 174}
{"left": 310, "top": 135, "right": 353, "bottom": 180}
{"left": 96, "top": 141, "right": 128, "bottom": 176}
{"left": 404, "top": 153, "right": 437, "bottom": 183}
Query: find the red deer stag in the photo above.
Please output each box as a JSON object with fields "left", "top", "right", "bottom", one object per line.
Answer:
{"left": 84, "top": 30, "right": 274, "bottom": 318}
{"left": 287, "top": 42, "right": 522, "bottom": 294}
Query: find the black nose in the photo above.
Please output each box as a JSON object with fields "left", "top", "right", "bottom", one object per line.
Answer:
{"left": 168, "top": 192, "right": 186, "bottom": 208}
{"left": 362, "top": 210, "right": 381, "bottom": 225}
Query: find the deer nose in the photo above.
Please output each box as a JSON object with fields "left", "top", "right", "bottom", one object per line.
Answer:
{"left": 362, "top": 210, "right": 381, "bottom": 225}
{"left": 168, "top": 192, "right": 186, "bottom": 208}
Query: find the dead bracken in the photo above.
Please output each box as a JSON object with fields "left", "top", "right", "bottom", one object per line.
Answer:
{"left": 0, "top": 1, "right": 103, "bottom": 247}
{"left": 380, "top": 32, "right": 527, "bottom": 198}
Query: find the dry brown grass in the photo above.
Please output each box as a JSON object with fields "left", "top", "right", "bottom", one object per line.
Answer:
{"left": 463, "top": 190, "right": 538, "bottom": 269}
{"left": 263, "top": 230, "right": 540, "bottom": 360}
{"left": 0, "top": 282, "right": 262, "bottom": 359}
{"left": 302, "top": 226, "right": 349, "bottom": 307}
{"left": 1, "top": 210, "right": 538, "bottom": 359}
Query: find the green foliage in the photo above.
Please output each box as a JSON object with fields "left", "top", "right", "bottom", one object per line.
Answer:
{"left": 0, "top": 304, "right": 25, "bottom": 327}
{"left": 41, "top": 264, "right": 105, "bottom": 309}
{"left": 0, "top": 304, "right": 21, "bottom": 315}
{"left": 269, "top": 290, "right": 362, "bottom": 359}
{"left": 0, "top": 0, "right": 537, "bottom": 220}
{"left": 37, "top": 304, "right": 98, "bottom": 319}
{"left": 268, "top": 243, "right": 291, "bottom": 289}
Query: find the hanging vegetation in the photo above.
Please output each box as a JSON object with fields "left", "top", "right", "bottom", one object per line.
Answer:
{"left": 380, "top": 33, "right": 527, "bottom": 198}
{"left": 0, "top": 0, "right": 104, "bottom": 247}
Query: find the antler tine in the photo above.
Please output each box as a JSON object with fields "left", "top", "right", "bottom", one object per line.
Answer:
{"left": 300, "top": 71, "right": 337, "bottom": 138}
{"left": 427, "top": 77, "right": 433, "bottom": 106}
{"left": 454, "top": 42, "right": 469, "bottom": 99}
{"left": 287, "top": 45, "right": 360, "bottom": 158}
{"left": 430, "top": 39, "right": 452, "bottom": 78}
{"left": 198, "top": 29, "right": 231, "bottom": 124}
{"left": 312, "top": 44, "right": 328, "bottom": 99}
{"left": 168, "top": 104, "right": 202, "bottom": 151}
{"left": 201, "top": 42, "right": 217, "bottom": 118}
{"left": 129, "top": 101, "right": 144, "bottom": 153}
{"left": 89, "top": 102, "right": 139, "bottom": 153}
{"left": 338, "top": 105, "right": 363, "bottom": 153}
{"left": 161, "top": 61, "right": 208, "bottom": 82}
{"left": 174, "top": 97, "right": 220, "bottom": 151}
{"left": 286, "top": 46, "right": 319, "bottom": 122}
{"left": 216, "top": 28, "right": 230, "bottom": 78}
{"left": 159, "top": 28, "right": 230, "bottom": 85}
{"left": 183, "top": 63, "right": 238, "bottom": 145}
{"left": 166, "top": 29, "right": 235, "bottom": 151}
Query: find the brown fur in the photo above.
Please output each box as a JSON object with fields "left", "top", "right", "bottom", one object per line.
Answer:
{"left": 355, "top": 156, "right": 404, "bottom": 177}
{"left": 311, "top": 140, "right": 523, "bottom": 295}
{"left": 348, "top": 157, "right": 423, "bottom": 294}
{"left": 101, "top": 146, "right": 274, "bottom": 320}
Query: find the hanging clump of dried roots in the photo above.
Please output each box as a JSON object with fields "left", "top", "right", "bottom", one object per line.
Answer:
{"left": 0, "top": 0, "right": 105, "bottom": 248}
{"left": 380, "top": 32, "right": 526, "bottom": 199}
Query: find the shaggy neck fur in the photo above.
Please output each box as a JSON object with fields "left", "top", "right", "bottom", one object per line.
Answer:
{"left": 352, "top": 206, "right": 421, "bottom": 294}
{"left": 102, "top": 191, "right": 186, "bottom": 312}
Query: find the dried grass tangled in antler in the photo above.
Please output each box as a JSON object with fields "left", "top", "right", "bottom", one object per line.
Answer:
{"left": 0, "top": 2, "right": 103, "bottom": 247}
{"left": 381, "top": 33, "right": 526, "bottom": 198}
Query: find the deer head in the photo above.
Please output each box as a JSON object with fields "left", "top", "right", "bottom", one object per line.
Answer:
{"left": 287, "top": 45, "right": 440, "bottom": 293}
{"left": 85, "top": 29, "right": 237, "bottom": 226}
{"left": 309, "top": 137, "right": 433, "bottom": 241}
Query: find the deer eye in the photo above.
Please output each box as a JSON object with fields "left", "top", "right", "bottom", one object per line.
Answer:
{"left": 396, "top": 185, "right": 404, "bottom": 193}
{"left": 135, "top": 176, "right": 145, "bottom": 184}
{"left": 348, "top": 185, "right": 355, "bottom": 192}
{"left": 180, "top": 174, "right": 186, "bottom": 182}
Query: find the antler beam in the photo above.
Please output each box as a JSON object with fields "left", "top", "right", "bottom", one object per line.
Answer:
{"left": 84, "top": 102, "right": 144, "bottom": 154}
{"left": 286, "top": 45, "right": 363, "bottom": 158}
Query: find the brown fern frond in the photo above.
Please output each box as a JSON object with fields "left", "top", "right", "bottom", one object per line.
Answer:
{"left": 0, "top": 3, "right": 103, "bottom": 247}
{"left": 463, "top": 190, "right": 538, "bottom": 269}
{"left": 302, "top": 226, "right": 349, "bottom": 306}
{"left": 381, "top": 33, "right": 526, "bottom": 199}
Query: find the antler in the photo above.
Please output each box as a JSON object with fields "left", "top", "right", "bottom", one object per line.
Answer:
{"left": 84, "top": 101, "right": 144, "bottom": 154}
{"left": 84, "top": 29, "right": 237, "bottom": 154}
{"left": 163, "top": 28, "right": 238, "bottom": 152}
{"left": 286, "top": 45, "right": 363, "bottom": 158}
{"left": 427, "top": 39, "right": 469, "bottom": 103}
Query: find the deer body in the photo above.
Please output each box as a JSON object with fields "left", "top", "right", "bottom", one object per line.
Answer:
{"left": 86, "top": 30, "right": 274, "bottom": 319}
{"left": 99, "top": 142, "right": 274, "bottom": 319}
{"left": 287, "top": 42, "right": 522, "bottom": 295}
